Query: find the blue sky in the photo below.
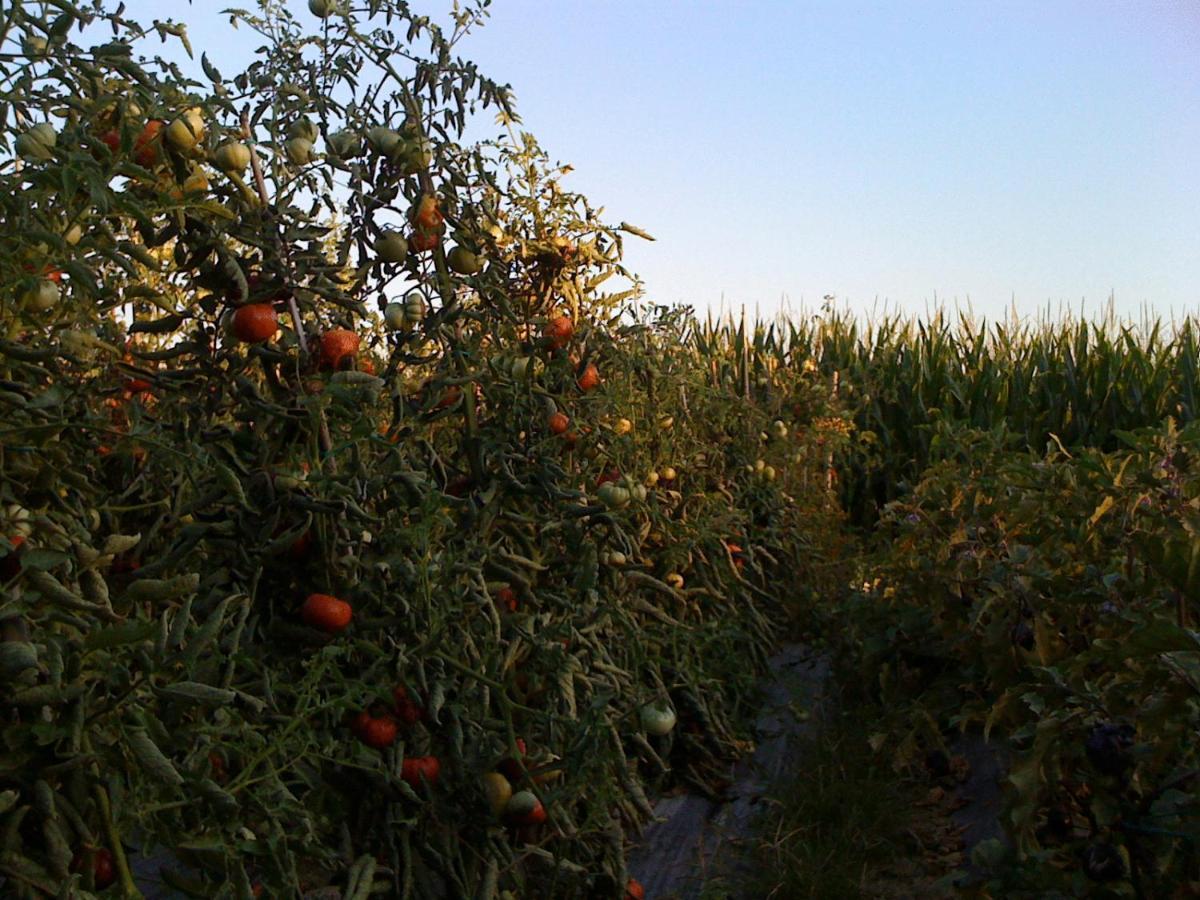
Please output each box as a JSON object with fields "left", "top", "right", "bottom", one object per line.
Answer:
{"left": 120, "top": 1, "right": 1198, "bottom": 322}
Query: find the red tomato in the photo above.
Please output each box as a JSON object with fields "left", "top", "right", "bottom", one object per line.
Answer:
{"left": 318, "top": 329, "right": 360, "bottom": 371}
{"left": 301, "top": 593, "right": 352, "bottom": 633}
{"left": 232, "top": 304, "right": 279, "bottom": 343}
{"left": 497, "top": 738, "right": 528, "bottom": 782}
{"left": 350, "top": 711, "right": 372, "bottom": 738}
{"left": 401, "top": 755, "right": 441, "bottom": 789}
{"left": 71, "top": 847, "right": 116, "bottom": 890}
{"left": 544, "top": 315, "right": 574, "bottom": 350}
{"left": 392, "top": 686, "right": 425, "bottom": 726}
{"left": 208, "top": 750, "right": 228, "bottom": 783}
{"left": 625, "top": 878, "right": 646, "bottom": 900}
{"left": 359, "top": 715, "right": 398, "bottom": 750}
{"left": 576, "top": 362, "right": 601, "bottom": 392}
{"left": 133, "top": 119, "right": 165, "bottom": 167}
{"left": 548, "top": 412, "right": 570, "bottom": 435}
{"left": 495, "top": 586, "right": 518, "bottom": 613}
{"left": 409, "top": 228, "right": 441, "bottom": 253}
{"left": 289, "top": 530, "right": 314, "bottom": 561}
{"left": 1, "top": 535, "right": 26, "bottom": 581}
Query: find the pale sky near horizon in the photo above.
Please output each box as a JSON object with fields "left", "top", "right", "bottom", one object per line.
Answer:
{"left": 112, "top": 2, "right": 1200, "bottom": 323}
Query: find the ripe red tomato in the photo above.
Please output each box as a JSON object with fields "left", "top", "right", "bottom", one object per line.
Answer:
{"left": 71, "top": 847, "right": 116, "bottom": 890}
{"left": 22, "top": 263, "right": 63, "bottom": 284}
{"left": 318, "top": 329, "right": 360, "bottom": 371}
{"left": 392, "top": 686, "right": 425, "bottom": 726}
{"left": 350, "top": 710, "right": 372, "bottom": 738}
{"left": 411, "top": 195, "right": 444, "bottom": 231}
{"left": 595, "top": 468, "right": 621, "bottom": 488}
{"left": 548, "top": 412, "right": 570, "bottom": 435}
{"left": 93, "top": 848, "right": 115, "bottom": 888}
{"left": 133, "top": 119, "right": 165, "bottom": 167}
{"left": 495, "top": 586, "right": 518, "bottom": 613}
{"left": 208, "top": 750, "right": 228, "bottom": 783}
{"left": 1, "top": 535, "right": 26, "bottom": 581}
{"left": 125, "top": 378, "right": 153, "bottom": 394}
{"left": 301, "top": 593, "right": 352, "bottom": 633}
{"left": 400, "top": 755, "right": 441, "bottom": 789}
{"left": 232, "top": 304, "right": 279, "bottom": 343}
{"left": 625, "top": 878, "right": 646, "bottom": 900}
{"left": 359, "top": 714, "right": 398, "bottom": 750}
{"left": 100, "top": 129, "right": 120, "bottom": 154}
{"left": 497, "top": 738, "right": 528, "bottom": 782}
{"left": 289, "top": 530, "right": 313, "bottom": 560}
{"left": 576, "top": 362, "right": 601, "bottom": 392}
{"left": 409, "top": 228, "right": 441, "bottom": 253}
{"left": 544, "top": 315, "right": 574, "bottom": 350}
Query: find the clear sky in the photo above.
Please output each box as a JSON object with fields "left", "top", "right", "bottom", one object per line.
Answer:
{"left": 119, "top": 1, "right": 1199, "bottom": 323}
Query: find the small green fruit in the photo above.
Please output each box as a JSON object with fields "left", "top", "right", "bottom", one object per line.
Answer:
{"left": 285, "top": 137, "right": 314, "bottom": 166}
{"left": 327, "top": 129, "right": 361, "bottom": 158}
{"left": 21, "top": 278, "right": 60, "bottom": 311}
{"left": 374, "top": 231, "right": 409, "bottom": 263}
{"left": 366, "top": 126, "right": 402, "bottom": 157}
{"left": 447, "top": 246, "right": 484, "bottom": 275}
{"left": 383, "top": 302, "right": 407, "bottom": 331}
{"left": 289, "top": 118, "right": 319, "bottom": 143}
{"left": 213, "top": 141, "right": 251, "bottom": 172}
{"left": 640, "top": 702, "right": 677, "bottom": 737}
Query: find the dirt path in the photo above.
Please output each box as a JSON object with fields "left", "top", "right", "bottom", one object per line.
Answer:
{"left": 626, "top": 644, "right": 1012, "bottom": 899}
{"left": 626, "top": 644, "right": 832, "bottom": 899}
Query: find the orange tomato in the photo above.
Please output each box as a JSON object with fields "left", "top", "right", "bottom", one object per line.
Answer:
{"left": 576, "top": 362, "right": 601, "bottom": 392}
{"left": 301, "top": 593, "right": 352, "bottom": 633}
{"left": 232, "top": 304, "right": 279, "bottom": 343}
{"left": 358, "top": 714, "right": 398, "bottom": 750}
{"left": 548, "top": 412, "right": 570, "bottom": 435}
{"left": 544, "top": 315, "right": 574, "bottom": 350}
{"left": 318, "top": 328, "right": 360, "bottom": 371}
{"left": 133, "top": 119, "right": 166, "bottom": 168}
{"left": 409, "top": 227, "right": 441, "bottom": 253}
{"left": 400, "top": 756, "right": 441, "bottom": 789}
{"left": 411, "top": 195, "right": 444, "bottom": 231}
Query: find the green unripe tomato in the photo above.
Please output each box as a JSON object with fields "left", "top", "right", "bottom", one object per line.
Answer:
{"left": 22, "top": 36, "right": 48, "bottom": 57}
{"left": 374, "top": 231, "right": 409, "bottom": 263}
{"left": 640, "top": 702, "right": 677, "bottom": 737}
{"left": 213, "top": 141, "right": 251, "bottom": 172}
{"left": 447, "top": 246, "right": 484, "bottom": 275}
{"left": 327, "top": 130, "right": 361, "bottom": 158}
{"left": 15, "top": 124, "right": 56, "bottom": 161}
{"left": 165, "top": 109, "right": 205, "bottom": 152}
{"left": 289, "top": 118, "right": 319, "bottom": 143}
{"left": 309, "top": 0, "right": 337, "bottom": 17}
{"left": 383, "top": 302, "right": 407, "bottom": 331}
{"left": 366, "top": 126, "right": 402, "bottom": 157}
{"left": 286, "top": 137, "right": 314, "bottom": 166}
{"left": 21, "top": 278, "right": 60, "bottom": 311}
{"left": 597, "top": 483, "right": 631, "bottom": 510}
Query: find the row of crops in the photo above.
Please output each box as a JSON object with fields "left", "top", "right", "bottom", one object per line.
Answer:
{"left": 0, "top": 2, "right": 851, "bottom": 897}
{"left": 714, "top": 310, "right": 1197, "bottom": 896}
